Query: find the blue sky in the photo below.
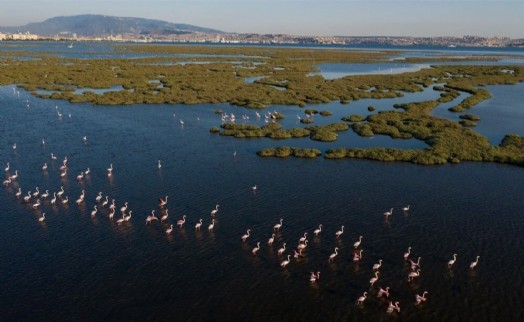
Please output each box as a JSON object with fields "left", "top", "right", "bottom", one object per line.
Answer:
{"left": 2, "top": 0, "right": 523, "bottom": 38}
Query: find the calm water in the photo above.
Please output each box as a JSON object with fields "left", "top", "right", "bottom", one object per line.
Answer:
{"left": 1, "top": 43, "right": 524, "bottom": 321}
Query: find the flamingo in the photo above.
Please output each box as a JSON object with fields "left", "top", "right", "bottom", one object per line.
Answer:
{"left": 328, "top": 247, "right": 339, "bottom": 262}
{"left": 2, "top": 178, "right": 12, "bottom": 186}
{"left": 403, "top": 246, "right": 412, "bottom": 261}
{"left": 293, "top": 249, "right": 304, "bottom": 258}
{"left": 387, "top": 301, "right": 400, "bottom": 314}
{"left": 377, "top": 286, "right": 390, "bottom": 298}
{"left": 39, "top": 213, "right": 46, "bottom": 222}
{"left": 76, "top": 171, "right": 84, "bottom": 181}
{"left": 369, "top": 271, "right": 380, "bottom": 287}
{"left": 297, "top": 240, "right": 308, "bottom": 251}
{"left": 91, "top": 205, "right": 98, "bottom": 217}
{"left": 32, "top": 199, "right": 41, "bottom": 210}
{"left": 166, "top": 224, "right": 174, "bottom": 234}
{"left": 195, "top": 218, "right": 203, "bottom": 231}
{"left": 51, "top": 153, "right": 57, "bottom": 160}
{"left": 158, "top": 160, "right": 162, "bottom": 169}
{"left": 252, "top": 242, "right": 261, "bottom": 255}
{"left": 120, "top": 202, "right": 128, "bottom": 213}
{"left": 410, "top": 257, "right": 421, "bottom": 271}
{"left": 124, "top": 211, "right": 132, "bottom": 222}
{"left": 356, "top": 292, "right": 368, "bottom": 306}
{"left": 241, "top": 229, "right": 251, "bottom": 242}
{"left": 116, "top": 214, "right": 125, "bottom": 225}
{"left": 353, "top": 235, "right": 363, "bottom": 248}
{"left": 335, "top": 225, "right": 344, "bottom": 238}
{"left": 60, "top": 169, "right": 67, "bottom": 177}
{"left": 85, "top": 168, "right": 90, "bottom": 175}
{"left": 57, "top": 186, "right": 65, "bottom": 197}
{"left": 41, "top": 190, "right": 49, "bottom": 199}
{"left": 61, "top": 196, "right": 69, "bottom": 204}
{"left": 210, "top": 204, "right": 219, "bottom": 216}
{"left": 373, "top": 259, "right": 383, "bottom": 271}
{"left": 384, "top": 208, "right": 393, "bottom": 217}
{"left": 470, "top": 256, "right": 480, "bottom": 270}
{"left": 83, "top": 136, "right": 87, "bottom": 143}
{"left": 42, "top": 163, "right": 48, "bottom": 171}
{"left": 12, "top": 143, "right": 16, "bottom": 150}
{"left": 32, "top": 187, "right": 40, "bottom": 198}
{"left": 95, "top": 192, "right": 103, "bottom": 202}
{"left": 16, "top": 188, "right": 22, "bottom": 198}
{"left": 277, "top": 243, "right": 286, "bottom": 255}
{"left": 102, "top": 196, "right": 109, "bottom": 207}
{"left": 280, "top": 255, "right": 291, "bottom": 268}
{"left": 299, "top": 232, "right": 308, "bottom": 244}
{"left": 161, "top": 209, "right": 169, "bottom": 222}
{"left": 415, "top": 291, "right": 428, "bottom": 305}
{"left": 145, "top": 210, "right": 158, "bottom": 224}
{"left": 448, "top": 254, "right": 458, "bottom": 268}
{"left": 273, "top": 218, "right": 283, "bottom": 231}
{"left": 9, "top": 170, "right": 18, "bottom": 180}
{"left": 4, "top": 162, "right": 9, "bottom": 172}
{"left": 109, "top": 199, "right": 116, "bottom": 211}
{"left": 24, "top": 191, "right": 32, "bottom": 202}
{"left": 158, "top": 195, "right": 168, "bottom": 208}
{"left": 408, "top": 269, "right": 421, "bottom": 281}
{"left": 177, "top": 215, "right": 186, "bottom": 228}
{"left": 268, "top": 233, "right": 275, "bottom": 246}
{"left": 402, "top": 205, "right": 410, "bottom": 212}
{"left": 109, "top": 208, "right": 116, "bottom": 220}
{"left": 208, "top": 219, "right": 215, "bottom": 232}
{"left": 353, "top": 250, "right": 363, "bottom": 263}
{"left": 50, "top": 192, "right": 57, "bottom": 205}
{"left": 252, "top": 185, "right": 257, "bottom": 191}
{"left": 313, "top": 224, "right": 322, "bottom": 236}
{"left": 310, "top": 271, "right": 320, "bottom": 283}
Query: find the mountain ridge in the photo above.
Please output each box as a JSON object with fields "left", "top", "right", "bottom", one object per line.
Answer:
{"left": 0, "top": 14, "right": 224, "bottom": 37}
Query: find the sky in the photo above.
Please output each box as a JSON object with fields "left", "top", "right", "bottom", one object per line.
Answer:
{"left": 2, "top": 0, "right": 523, "bottom": 38}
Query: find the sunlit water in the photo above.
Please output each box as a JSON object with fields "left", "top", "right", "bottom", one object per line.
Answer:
{"left": 1, "top": 43, "right": 524, "bottom": 321}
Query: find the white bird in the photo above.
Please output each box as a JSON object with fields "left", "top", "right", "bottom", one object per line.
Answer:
{"left": 124, "top": 211, "right": 132, "bottom": 222}
{"left": 210, "top": 204, "right": 219, "bottom": 216}
{"left": 415, "top": 291, "right": 428, "bottom": 305}
{"left": 310, "top": 271, "right": 320, "bottom": 283}
{"left": 356, "top": 292, "right": 368, "bottom": 306}
{"left": 109, "top": 199, "right": 116, "bottom": 211}
{"left": 109, "top": 208, "right": 116, "bottom": 220}
{"left": 377, "top": 286, "right": 390, "bottom": 298}
{"left": 273, "top": 218, "right": 283, "bottom": 231}
{"left": 280, "top": 255, "right": 291, "bottom": 268}
{"left": 157, "top": 160, "right": 162, "bottom": 169}
{"left": 61, "top": 196, "right": 69, "bottom": 204}
{"left": 448, "top": 254, "right": 457, "bottom": 268}
{"left": 313, "top": 224, "right": 322, "bottom": 236}
{"left": 120, "top": 202, "right": 128, "bottom": 213}
{"left": 39, "top": 213, "right": 46, "bottom": 222}
{"left": 252, "top": 185, "right": 257, "bottom": 191}
{"left": 60, "top": 169, "right": 67, "bottom": 177}
{"left": 369, "top": 271, "right": 380, "bottom": 287}
{"left": 277, "top": 243, "right": 287, "bottom": 255}
{"left": 91, "top": 205, "right": 98, "bottom": 217}
{"left": 335, "top": 225, "right": 344, "bottom": 238}
{"left": 51, "top": 153, "right": 57, "bottom": 160}
{"left": 166, "top": 224, "right": 174, "bottom": 234}
{"left": 195, "top": 219, "right": 203, "bottom": 231}
{"left": 9, "top": 170, "right": 18, "bottom": 181}
{"left": 241, "top": 229, "right": 251, "bottom": 242}
{"left": 297, "top": 240, "right": 308, "bottom": 251}
{"left": 373, "top": 259, "right": 383, "bottom": 271}
{"left": 267, "top": 233, "right": 276, "bottom": 246}
{"left": 177, "top": 215, "right": 186, "bottom": 228}
{"left": 41, "top": 190, "right": 49, "bottom": 199}
{"left": 403, "top": 246, "right": 412, "bottom": 261}
{"left": 32, "top": 199, "right": 41, "bottom": 210}
{"left": 208, "top": 219, "right": 215, "bottom": 232}
{"left": 76, "top": 171, "right": 84, "bottom": 181}
{"left": 252, "top": 242, "right": 261, "bottom": 255}
{"left": 384, "top": 208, "right": 393, "bottom": 217}
{"left": 470, "top": 256, "right": 480, "bottom": 270}
{"left": 42, "top": 163, "right": 48, "bottom": 171}
{"left": 95, "top": 192, "right": 103, "bottom": 203}
{"left": 408, "top": 269, "right": 421, "bottom": 282}
{"left": 32, "top": 187, "right": 40, "bottom": 198}
{"left": 158, "top": 195, "right": 168, "bottom": 208}
{"left": 353, "top": 250, "right": 363, "bottom": 262}
{"left": 12, "top": 143, "right": 16, "bottom": 150}
{"left": 353, "top": 235, "right": 363, "bottom": 248}
{"left": 116, "top": 214, "right": 125, "bottom": 225}
{"left": 299, "top": 232, "right": 308, "bottom": 244}
{"left": 161, "top": 209, "right": 169, "bottom": 222}
{"left": 16, "top": 188, "right": 22, "bottom": 199}
{"left": 4, "top": 162, "right": 9, "bottom": 172}
{"left": 50, "top": 192, "right": 57, "bottom": 205}
{"left": 410, "top": 257, "right": 421, "bottom": 271}
{"left": 402, "top": 205, "right": 410, "bottom": 212}
{"left": 57, "top": 186, "right": 65, "bottom": 197}
{"left": 24, "top": 191, "right": 32, "bottom": 202}
{"left": 387, "top": 301, "right": 400, "bottom": 314}
{"left": 101, "top": 196, "right": 109, "bottom": 207}
{"left": 2, "top": 178, "right": 11, "bottom": 186}
{"left": 83, "top": 136, "right": 87, "bottom": 143}
{"left": 328, "top": 247, "right": 339, "bottom": 262}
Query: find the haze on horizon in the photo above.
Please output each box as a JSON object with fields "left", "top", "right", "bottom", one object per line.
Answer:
{"left": 2, "top": 0, "right": 523, "bottom": 38}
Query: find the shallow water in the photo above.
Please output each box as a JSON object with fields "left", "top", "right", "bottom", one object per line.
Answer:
{"left": 1, "top": 82, "right": 524, "bottom": 321}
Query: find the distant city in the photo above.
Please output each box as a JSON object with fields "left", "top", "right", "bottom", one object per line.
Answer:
{"left": 2, "top": 31, "right": 523, "bottom": 48}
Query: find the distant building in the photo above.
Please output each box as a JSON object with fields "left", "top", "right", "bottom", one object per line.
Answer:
{"left": 6, "top": 32, "right": 38, "bottom": 40}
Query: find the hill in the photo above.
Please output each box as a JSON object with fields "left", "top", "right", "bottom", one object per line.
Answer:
{"left": 0, "top": 14, "right": 224, "bottom": 37}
